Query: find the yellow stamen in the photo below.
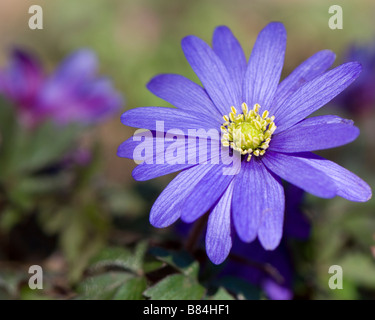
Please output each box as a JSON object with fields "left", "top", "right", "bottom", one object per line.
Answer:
{"left": 221, "top": 102, "right": 277, "bottom": 161}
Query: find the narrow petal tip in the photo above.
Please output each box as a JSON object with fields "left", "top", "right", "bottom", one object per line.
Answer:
{"left": 181, "top": 35, "right": 200, "bottom": 48}
{"left": 343, "top": 61, "right": 363, "bottom": 79}
{"left": 259, "top": 236, "right": 282, "bottom": 251}
{"left": 213, "top": 25, "right": 231, "bottom": 35}
{"left": 149, "top": 210, "right": 173, "bottom": 228}
{"left": 146, "top": 74, "right": 165, "bottom": 92}
{"left": 263, "top": 21, "right": 287, "bottom": 36}
{"left": 120, "top": 111, "right": 129, "bottom": 125}
{"left": 355, "top": 181, "right": 372, "bottom": 202}
{"left": 207, "top": 249, "right": 229, "bottom": 265}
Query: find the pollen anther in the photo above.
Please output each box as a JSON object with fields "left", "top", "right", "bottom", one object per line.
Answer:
{"left": 221, "top": 102, "right": 277, "bottom": 161}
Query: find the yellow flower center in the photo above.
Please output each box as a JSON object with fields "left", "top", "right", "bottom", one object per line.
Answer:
{"left": 221, "top": 103, "right": 276, "bottom": 161}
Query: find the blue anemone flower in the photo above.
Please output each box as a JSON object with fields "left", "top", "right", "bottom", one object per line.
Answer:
{"left": 118, "top": 22, "right": 372, "bottom": 264}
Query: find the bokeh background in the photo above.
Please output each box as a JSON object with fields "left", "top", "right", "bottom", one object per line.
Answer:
{"left": 0, "top": 0, "right": 374, "bottom": 300}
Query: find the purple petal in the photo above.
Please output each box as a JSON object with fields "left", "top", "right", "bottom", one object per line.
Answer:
{"left": 206, "top": 181, "right": 234, "bottom": 264}
{"left": 243, "top": 22, "right": 286, "bottom": 109}
{"left": 275, "top": 62, "right": 362, "bottom": 133}
{"left": 0, "top": 71, "right": 4, "bottom": 93}
{"left": 121, "top": 107, "right": 220, "bottom": 136}
{"left": 212, "top": 26, "right": 247, "bottom": 101}
{"left": 262, "top": 151, "right": 336, "bottom": 198}
{"left": 1, "top": 49, "right": 44, "bottom": 104}
{"left": 117, "top": 138, "right": 136, "bottom": 159}
{"left": 297, "top": 153, "right": 372, "bottom": 202}
{"left": 132, "top": 163, "right": 195, "bottom": 181}
{"left": 53, "top": 49, "right": 98, "bottom": 84}
{"left": 263, "top": 278, "right": 293, "bottom": 300}
{"left": 180, "top": 165, "right": 234, "bottom": 223}
{"left": 150, "top": 165, "right": 213, "bottom": 227}
{"left": 79, "top": 78, "right": 122, "bottom": 120}
{"left": 124, "top": 130, "right": 224, "bottom": 181}
{"left": 117, "top": 131, "right": 156, "bottom": 160}
{"left": 38, "top": 76, "right": 122, "bottom": 124}
{"left": 118, "top": 130, "right": 222, "bottom": 164}
{"left": 257, "top": 172, "right": 285, "bottom": 250}
{"left": 270, "top": 115, "right": 360, "bottom": 153}
{"left": 270, "top": 50, "right": 335, "bottom": 115}
{"left": 50, "top": 78, "right": 122, "bottom": 124}
{"left": 147, "top": 74, "right": 221, "bottom": 119}
{"left": 181, "top": 35, "right": 239, "bottom": 115}
{"left": 232, "top": 160, "right": 281, "bottom": 242}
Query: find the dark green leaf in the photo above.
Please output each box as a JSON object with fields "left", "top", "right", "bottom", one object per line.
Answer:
{"left": 207, "top": 287, "right": 234, "bottom": 300}
{"left": 338, "top": 253, "right": 375, "bottom": 288}
{"left": 215, "top": 276, "right": 261, "bottom": 300}
{"left": 113, "top": 276, "right": 147, "bottom": 300}
{"left": 143, "top": 274, "right": 205, "bottom": 300}
{"left": 149, "top": 247, "right": 197, "bottom": 276}
{"left": 143, "top": 260, "right": 164, "bottom": 274}
{"left": 89, "top": 241, "right": 148, "bottom": 274}
{"left": 76, "top": 272, "right": 133, "bottom": 300}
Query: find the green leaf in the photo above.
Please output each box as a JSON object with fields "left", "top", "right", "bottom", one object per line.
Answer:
{"left": 7, "top": 184, "right": 34, "bottom": 211}
{"left": 326, "top": 278, "right": 358, "bottom": 300}
{"left": 16, "top": 174, "right": 70, "bottom": 195}
{"left": 207, "top": 287, "right": 234, "bottom": 300}
{"left": 76, "top": 272, "right": 133, "bottom": 300}
{"left": 215, "top": 276, "right": 261, "bottom": 300}
{"left": 105, "top": 187, "right": 146, "bottom": 217}
{"left": 144, "top": 274, "right": 205, "bottom": 300}
{"left": 89, "top": 247, "right": 133, "bottom": 270}
{"left": 338, "top": 253, "right": 375, "bottom": 288}
{"left": 149, "top": 247, "right": 198, "bottom": 277}
{"left": 0, "top": 101, "right": 17, "bottom": 177}
{"left": 144, "top": 248, "right": 206, "bottom": 300}
{"left": 0, "top": 287, "right": 11, "bottom": 300}
{"left": 20, "top": 286, "right": 52, "bottom": 300}
{"left": 39, "top": 208, "right": 70, "bottom": 235}
{"left": 24, "top": 123, "right": 79, "bottom": 171}
{"left": 89, "top": 241, "right": 148, "bottom": 274}
{"left": 59, "top": 207, "right": 106, "bottom": 283}
{"left": 3, "top": 121, "right": 81, "bottom": 177}
{"left": 0, "top": 207, "right": 25, "bottom": 232}
{"left": 0, "top": 270, "right": 25, "bottom": 298}
{"left": 133, "top": 241, "right": 148, "bottom": 271}
{"left": 143, "top": 260, "right": 164, "bottom": 274}
{"left": 113, "top": 276, "right": 147, "bottom": 300}
{"left": 342, "top": 215, "right": 375, "bottom": 247}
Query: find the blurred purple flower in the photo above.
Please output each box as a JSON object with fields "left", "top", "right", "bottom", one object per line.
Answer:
{"left": 62, "top": 148, "right": 93, "bottom": 167}
{"left": 0, "top": 49, "right": 123, "bottom": 127}
{"left": 118, "top": 23, "right": 372, "bottom": 265}
{"left": 0, "top": 50, "right": 44, "bottom": 124}
{"left": 334, "top": 43, "right": 375, "bottom": 116}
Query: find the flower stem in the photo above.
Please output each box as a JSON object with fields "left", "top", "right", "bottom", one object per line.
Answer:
{"left": 184, "top": 212, "right": 209, "bottom": 254}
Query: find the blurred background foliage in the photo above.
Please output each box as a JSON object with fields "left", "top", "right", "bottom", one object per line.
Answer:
{"left": 0, "top": 0, "right": 374, "bottom": 300}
